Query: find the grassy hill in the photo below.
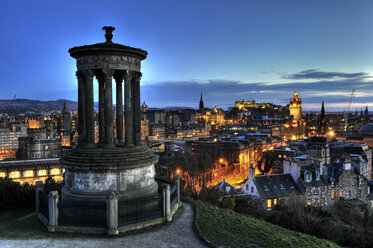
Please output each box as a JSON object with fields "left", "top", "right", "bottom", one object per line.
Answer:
{"left": 187, "top": 199, "right": 340, "bottom": 248}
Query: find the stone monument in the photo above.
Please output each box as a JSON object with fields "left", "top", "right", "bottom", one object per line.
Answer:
{"left": 61, "top": 26, "right": 158, "bottom": 204}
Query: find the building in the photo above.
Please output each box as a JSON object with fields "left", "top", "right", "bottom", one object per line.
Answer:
{"left": 18, "top": 126, "right": 61, "bottom": 159}
{"left": 0, "top": 158, "right": 63, "bottom": 185}
{"left": 241, "top": 165, "right": 303, "bottom": 209}
{"left": 284, "top": 159, "right": 368, "bottom": 208}
{"left": 289, "top": 90, "right": 302, "bottom": 121}
{"left": 0, "top": 127, "right": 28, "bottom": 160}
{"left": 199, "top": 93, "right": 204, "bottom": 110}
{"left": 149, "top": 123, "right": 166, "bottom": 138}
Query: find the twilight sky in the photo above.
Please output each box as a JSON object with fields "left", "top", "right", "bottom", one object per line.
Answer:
{"left": 0, "top": 0, "right": 373, "bottom": 111}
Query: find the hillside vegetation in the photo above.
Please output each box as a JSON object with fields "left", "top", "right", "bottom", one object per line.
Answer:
{"left": 187, "top": 199, "right": 340, "bottom": 248}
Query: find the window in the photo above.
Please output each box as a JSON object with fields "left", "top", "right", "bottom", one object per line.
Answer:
{"left": 274, "top": 199, "right": 277, "bottom": 205}
{"left": 267, "top": 199, "right": 272, "bottom": 208}
{"left": 50, "top": 168, "right": 60, "bottom": 175}
{"left": 263, "top": 185, "right": 269, "bottom": 191}
{"left": 331, "top": 191, "right": 335, "bottom": 200}
{"left": 279, "top": 184, "right": 285, "bottom": 190}
{"left": 38, "top": 169, "right": 47, "bottom": 176}
{"left": 339, "top": 190, "right": 343, "bottom": 198}
{"left": 251, "top": 186, "right": 254, "bottom": 193}
{"left": 246, "top": 185, "right": 249, "bottom": 191}
{"left": 23, "top": 170, "right": 34, "bottom": 177}
{"left": 9, "top": 171, "right": 20, "bottom": 179}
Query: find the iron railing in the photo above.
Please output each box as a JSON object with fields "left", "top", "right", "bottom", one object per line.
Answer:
{"left": 39, "top": 190, "right": 49, "bottom": 221}
{"left": 155, "top": 177, "right": 174, "bottom": 185}
{"left": 58, "top": 200, "right": 107, "bottom": 228}
{"left": 118, "top": 194, "right": 163, "bottom": 227}
{"left": 43, "top": 182, "right": 64, "bottom": 194}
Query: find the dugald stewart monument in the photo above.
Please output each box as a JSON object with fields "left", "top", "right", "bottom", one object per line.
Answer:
{"left": 36, "top": 26, "right": 180, "bottom": 235}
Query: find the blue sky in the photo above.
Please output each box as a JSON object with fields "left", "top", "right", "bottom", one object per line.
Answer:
{"left": 0, "top": 0, "right": 372, "bottom": 111}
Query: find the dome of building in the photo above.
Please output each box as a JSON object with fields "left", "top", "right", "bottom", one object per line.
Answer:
{"left": 360, "top": 123, "right": 373, "bottom": 137}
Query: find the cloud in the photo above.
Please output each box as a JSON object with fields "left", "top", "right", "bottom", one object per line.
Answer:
{"left": 282, "top": 69, "right": 369, "bottom": 80}
{"left": 141, "top": 76, "right": 373, "bottom": 111}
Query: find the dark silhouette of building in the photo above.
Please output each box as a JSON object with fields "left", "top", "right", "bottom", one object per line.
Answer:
{"left": 318, "top": 101, "right": 327, "bottom": 135}
{"left": 199, "top": 93, "right": 204, "bottom": 110}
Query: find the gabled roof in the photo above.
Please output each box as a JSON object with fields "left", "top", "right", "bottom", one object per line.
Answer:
{"left": 254, "top": 174, "right": 303, "bottom": 199}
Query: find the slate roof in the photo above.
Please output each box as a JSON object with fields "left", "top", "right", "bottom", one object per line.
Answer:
{"left": 253, "top": 173, "right": 303, "bottom": 199}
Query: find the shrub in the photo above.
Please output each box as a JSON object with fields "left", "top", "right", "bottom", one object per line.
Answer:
{"left": 0, "top": 178, "right": 35, "bottom": 211}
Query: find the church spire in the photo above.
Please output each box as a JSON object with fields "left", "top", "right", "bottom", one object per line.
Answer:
{"left": 62, "top": 100, "right": 67, "bottom": 113}
{"left": 365, "top": 105, "right": 369, "bottom": 119}
{"left": 199, "top": 92, "right": 204, "bottom": 110}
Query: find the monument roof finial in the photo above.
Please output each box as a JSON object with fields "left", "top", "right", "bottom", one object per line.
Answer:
{"left": 102, "top": 26, "right": 115, "bottom": 43}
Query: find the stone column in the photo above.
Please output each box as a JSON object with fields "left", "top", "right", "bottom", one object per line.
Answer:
{"left": 104, "top": 69, "right": 114, "bottom": 147}
{"left": 115, "top": 73, "right": 124, "bottom": 144}
{"left": 84, "top": 70, "right": 95, "bottom": 147}
{"left": 106, "top": 192, "right": 118, "bottom": 235}
{"left": 124, "top": 71, "right": 134, "bottom": 147}
{"left": 174, "top": 174, "right": 181, "bottom": 207}
{"left": 76, "top": 71, "right": 86, "bottom": 146}
{"left": 98, "top": 75, "right": 106, "bottom": 144}
{"left": 133, "top": 72, "right": 142, "bottom": 146}
{"left": 48, "top": 190, "right": 59, "bottom": 232}
{"left": 163, "top": 184, "right": 171, "bottom": 222}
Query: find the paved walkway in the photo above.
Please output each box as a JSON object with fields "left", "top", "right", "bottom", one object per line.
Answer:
{"left": 0, "top": 203, "right": 207, "bottom": 248}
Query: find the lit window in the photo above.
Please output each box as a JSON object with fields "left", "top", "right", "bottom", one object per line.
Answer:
{"left": 38, "top": 170, "right": 47, "bottom": 176}
{"left": 23, "top": 170, "right": 34, "bottom": 177}
{"left": 274, "top": 199, "right": 277, "bottom": 205}
{"left": 50, "top": 168, "right": 60, "bottom": 175}
{"left": 0, "top": 172, "right": 6, "bottom": 178}
{"left": 9, "top": 171, "right": 20, "bottom": 179}
{"left": 339, "top": 190, "right": 343, "bottom": 198}
{"left": 331, "top": 191, "right": 335, "bottom": 199}
{"left": 267, "top": 199, "right": 272, "bottom": 208}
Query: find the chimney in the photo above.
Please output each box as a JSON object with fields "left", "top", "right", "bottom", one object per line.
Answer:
{"left": 318, "top": 160, "right": 324, "bottom": 176}
{"left": 343, "top": 156, "right": 352, "bottom": 170}
{"left": 249, "top": 164, "right": 255, "bottom": 179}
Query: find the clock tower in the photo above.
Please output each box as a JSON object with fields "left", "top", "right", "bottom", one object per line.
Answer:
{"left": 289, "top": 90, "right": 302, "bottom": 121}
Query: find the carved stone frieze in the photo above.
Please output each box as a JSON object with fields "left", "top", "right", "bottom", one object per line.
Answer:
{"left": 76, "top": 55, "right": 141, "bottom": 71}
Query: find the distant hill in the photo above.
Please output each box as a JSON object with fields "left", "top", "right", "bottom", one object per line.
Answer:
{"left": 0, "top": 99, "right": 78, "bottom": 114}
{"left": 0, "top": 99, "right": 196, "bottom": 115}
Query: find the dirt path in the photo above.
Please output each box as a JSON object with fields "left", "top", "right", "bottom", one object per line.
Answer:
{"left": 0, "top": 203, "right": 206, "bottom": 248}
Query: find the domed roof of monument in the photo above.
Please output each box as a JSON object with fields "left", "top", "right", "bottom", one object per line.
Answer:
{"left": 69, "top": 26, "right": 148, "bottom": 60}
{"left": 360, "top": 123, "right": 373, "bottom": 137}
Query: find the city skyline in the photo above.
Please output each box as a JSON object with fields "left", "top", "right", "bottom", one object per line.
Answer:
{"left": 1, "top": 0, "right": 373, "bottom": 111}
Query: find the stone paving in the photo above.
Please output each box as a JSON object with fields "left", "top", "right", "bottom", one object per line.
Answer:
{"left": 0, "top": 203, "right": 206, "bottom": 248}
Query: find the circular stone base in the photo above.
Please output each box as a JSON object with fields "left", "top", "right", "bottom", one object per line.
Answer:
{"left": 61, "top": 145, "right": 159, "bottom": 201}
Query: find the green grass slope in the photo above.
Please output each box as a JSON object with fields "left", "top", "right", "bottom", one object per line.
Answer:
{"left": 188, "top": 199, "right": 341, "bottom": 248}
